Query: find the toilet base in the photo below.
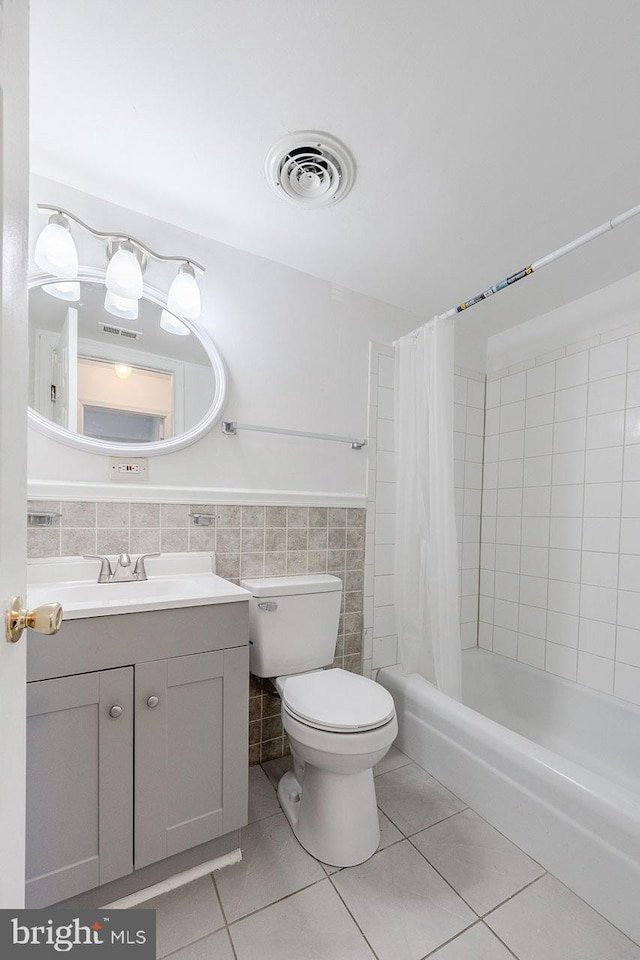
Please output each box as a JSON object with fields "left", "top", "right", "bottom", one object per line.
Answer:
{"left": 277, "top": 766, "right": 380, "bottom": 867}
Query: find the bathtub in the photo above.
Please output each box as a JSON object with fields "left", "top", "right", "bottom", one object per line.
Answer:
{"left": 378, "top": 648, "right": 640, "bottom": 944}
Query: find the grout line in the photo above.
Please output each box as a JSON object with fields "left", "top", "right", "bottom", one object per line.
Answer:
{"left": 327, "top": 871, "right": 383, "bottom": 960}
{"left": 481, "top": 873, "right": 547, "bottom": 922}
{"left": 403, "top": 805, "right": 469, "bottom": 838}
{"left": 478, "top": 920, "right": 521, "bottom": 960}
{"left": 225, "top": 874, "right": 328, "bottom": 927}
{"left": 210, "top": 867, "right": 231, "bottom": 928}
{"left": 405, "top": 833, "right": 482, "bottom": 920}
{"left": 418, "top": 918, "right": 485, "bottom": 960}
{"left": 223, "top": 926, "right": 239, "bottom": 960}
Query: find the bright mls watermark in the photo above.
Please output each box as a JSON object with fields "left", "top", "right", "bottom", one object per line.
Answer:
{"left": 0, "top": 911, "right": 155, "bottom": 958}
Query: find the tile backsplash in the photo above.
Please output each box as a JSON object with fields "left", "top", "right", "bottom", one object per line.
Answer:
{"left": 27, "top": 500, "right": 366, "bottom": 764}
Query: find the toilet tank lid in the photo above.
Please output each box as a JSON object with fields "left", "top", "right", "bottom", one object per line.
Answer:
{"left": 240, "top": 574, "right": 342, "bottom": 597}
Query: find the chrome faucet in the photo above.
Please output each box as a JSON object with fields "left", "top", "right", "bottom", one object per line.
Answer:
{"left": 111, "top": 553, "right": 133, "bottom": 581}
{"left": 84, "top": 553, "right": 160, "bottom": 583}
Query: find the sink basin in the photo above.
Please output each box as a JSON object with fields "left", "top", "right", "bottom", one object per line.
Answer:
{"left": 27, "top": 553, "right": 249, "bottom": 620}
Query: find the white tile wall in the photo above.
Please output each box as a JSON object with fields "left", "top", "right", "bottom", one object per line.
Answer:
{"left": 454, "top": 368, "right": 486, "bottom": 650}
{"left": 364, "top": 342, "right": 398, "bottom": 675}
{"left": 482, "top": 328, "right": 640, "bottom": 705}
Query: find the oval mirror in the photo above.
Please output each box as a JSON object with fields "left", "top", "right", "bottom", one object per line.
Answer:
{"left": 28, "top": 272, "right": 227, "bottom": 455}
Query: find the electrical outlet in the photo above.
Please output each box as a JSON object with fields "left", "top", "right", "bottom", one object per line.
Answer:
{"left": 109, "top": 457, "right": 149, "bottom": 482}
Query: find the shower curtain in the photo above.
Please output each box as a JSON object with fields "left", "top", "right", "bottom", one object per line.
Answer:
{"left": 394, "top": 317, "right": 461, "bottom": 699}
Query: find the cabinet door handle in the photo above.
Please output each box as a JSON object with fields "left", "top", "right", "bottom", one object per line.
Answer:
{"left": 109, "top": 704, "right": 123, "bottom": 719}
{"left": 146, "top": 696, "right": 160, "bottom": 709}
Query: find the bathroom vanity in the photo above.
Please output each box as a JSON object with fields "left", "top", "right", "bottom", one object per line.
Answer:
{"left": 24, "top": 554, "right": 249, "bottom": 908}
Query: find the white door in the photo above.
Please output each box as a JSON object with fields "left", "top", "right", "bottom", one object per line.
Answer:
{"left": 0, "top": 0, "right": 30, "bottom": 908}
{"left": 52, "top": 307, "right": 78, "bottom": 430}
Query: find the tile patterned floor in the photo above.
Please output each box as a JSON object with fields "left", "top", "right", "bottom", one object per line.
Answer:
{"left": 140, "top": 749, "right": 640, "bottom": 960}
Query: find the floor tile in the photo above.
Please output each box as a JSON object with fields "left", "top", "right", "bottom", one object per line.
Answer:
{"left": 230, "top": 878, "right": 376, "bottom": 960}
{"left": 247, "top": 765, "right": 280, "bottom": 823}
{"left": 138, "top": 876, "right": 224, "bottom": 959}
{"left": 485, "top": 874, "right": 640, "bottom": 960}
{"left": 378, "top": 809, "right": 403, "bottom": 850}
{"left": 260, "top": 755, "right": 293, "bottom": 789}
{"left": 374, "top": 744, "right": 412, "bottom": 777}
{"left": 411, "top": 808, "right": 545, "bottom": 914}
{"left": 214, "top": 811, "right": 325, "bottom": 922}
{"left": 165, "top": 928, "right": 235, "bottom": 960}
{"left": 331, "top": 839, "right": 475, "bottom": 960}
{"left": 375, "top": 762, "right": 466, "bottom": 836}
{"left": 429, "top": 922, "right": 515, "bottom": 959}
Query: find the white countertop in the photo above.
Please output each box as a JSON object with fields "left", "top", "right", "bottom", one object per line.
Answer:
{"left": 27, "top": 552, "right": 250, "bottom": 620}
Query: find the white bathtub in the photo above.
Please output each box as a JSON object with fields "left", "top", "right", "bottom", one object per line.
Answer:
{"left": 378, "top": 648, "right": 640, "bottom": 944}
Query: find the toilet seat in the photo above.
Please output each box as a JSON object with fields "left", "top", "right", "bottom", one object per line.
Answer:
{"left": 280, "top": 668, "right": 395, "bottom": 732}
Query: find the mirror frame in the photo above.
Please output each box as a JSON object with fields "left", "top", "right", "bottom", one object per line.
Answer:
{"left": 28, "top": 269, "right": 228, "bottom": 456}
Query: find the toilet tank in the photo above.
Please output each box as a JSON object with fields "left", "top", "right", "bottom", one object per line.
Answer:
{"left": 240, "top": 575, "right": 342, "bottom": 678}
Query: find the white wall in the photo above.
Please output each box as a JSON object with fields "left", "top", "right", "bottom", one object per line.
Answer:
{"left": 28, "top": 175, "right": 420, "bottom": 504}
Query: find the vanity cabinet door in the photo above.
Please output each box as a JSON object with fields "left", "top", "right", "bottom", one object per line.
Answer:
{"left": 135, "top": 646, "right": 248, "bottom": 869}
{"left": 26, "top": 667, "right": 134, "bottom": 907}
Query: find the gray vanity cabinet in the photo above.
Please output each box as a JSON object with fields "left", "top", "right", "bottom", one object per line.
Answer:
{"left": 25, "top": 668, "right": 134, "bottom": 907}
{"left": 26, "top": 600, "right": 249, "bottom": 908}
{"left": 135, "top": 647, "right": 248, "bottom": 869}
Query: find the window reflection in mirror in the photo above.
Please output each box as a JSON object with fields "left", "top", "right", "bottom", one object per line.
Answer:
{"left": 28, "top": 280, "right": 218, "bottom": 446}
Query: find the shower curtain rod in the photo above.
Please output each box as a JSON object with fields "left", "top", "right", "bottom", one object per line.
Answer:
{"left": 414, "top": 201, "right": 640, "bottom": 331}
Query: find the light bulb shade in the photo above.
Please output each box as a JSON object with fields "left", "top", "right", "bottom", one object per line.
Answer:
{"left": 114, "top": 364, "right": 133, "bottom": 379}
{"left": 160, "top": 309, "right": 190, "bottom": 336}
{"left": 43, "top": 281, "right": 80, "bottom": 302}
{"left": 167, "top": 265, "right": 201, "bottom": 319}
{"left": 34, "top": 222, "right": 79, "bottom": 279}
{"left": 105, "top": 245, "right": 144, "bottom": 299}
{"left": 104, "top": 290, "right": 139, "bottom": 321}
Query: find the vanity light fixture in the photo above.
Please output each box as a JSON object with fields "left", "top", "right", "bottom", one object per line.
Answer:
{"left": 35, "top": 204, "right": 205, "bottom": 323}
{"left": 105, "top": 241, "right": 144, "bottom": 299}
{"left": 114, "top": 363, "right": 133, "bottom": 379}
{"left": 42, "top": 280, "right": 80, "bottom": 302}
{"left": 104, "top": 289, "right": 139, "bottom": 321}
{"left": 34, "top": 213, "right": 79, "bottom": 278}
{"left": 167, "top": 263, "right": 201, "bottom": 319}
{"left": 160, "top": 309, "right": 190, "bottom": 336}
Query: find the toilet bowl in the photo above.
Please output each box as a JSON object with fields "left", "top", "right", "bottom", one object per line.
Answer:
{"left": 276, "top": 668, "right": 397, "bottom": 865}
{"left": 240, "top": 574, "right": 397, "bottom": 867}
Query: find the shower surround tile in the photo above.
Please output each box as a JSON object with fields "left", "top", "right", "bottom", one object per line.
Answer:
{"left": 483, "top": 324, "right": 640, "bottom": 705}
{"left": 27, "top": 498, "right": 366, "bottom": 764}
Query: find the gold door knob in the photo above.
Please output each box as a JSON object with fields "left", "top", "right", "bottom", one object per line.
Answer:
{"left": 5, "top": 596, "right": 63, "bottom": 644}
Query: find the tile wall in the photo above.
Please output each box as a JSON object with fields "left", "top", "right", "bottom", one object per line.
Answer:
{"left": 364, "top": 343, "right": 398, "bottom": 674}
{"left": 27, "top": 499, "right": 366, "bottom": 762}
{"left": 481, "top": 327, "right": 640, "bottom": 704}
{"left": 454, "top": 368, "right": 486, "bottom": 649}
{"left": 364, "top": 344, "right": 483, "bottom": 674}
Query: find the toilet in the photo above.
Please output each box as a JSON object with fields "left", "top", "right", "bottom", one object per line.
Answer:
{"left": 241, "top": 573, "right": 397, "bottom": 867}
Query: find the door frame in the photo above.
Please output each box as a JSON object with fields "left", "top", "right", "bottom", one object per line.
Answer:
{"left": 0, "top": 0, "right": 30, "bottom": 908}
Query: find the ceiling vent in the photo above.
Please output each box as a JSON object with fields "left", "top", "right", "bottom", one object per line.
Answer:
{"left": 99, "top": 321, "right": 142, "bottom": 340}
{"left": 265, "top": 132, "right": 355, "bottom": 208}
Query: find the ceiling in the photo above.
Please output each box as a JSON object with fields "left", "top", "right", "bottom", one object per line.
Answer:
{"left": 29, "top": 0, "right": 640, "bottom": 344}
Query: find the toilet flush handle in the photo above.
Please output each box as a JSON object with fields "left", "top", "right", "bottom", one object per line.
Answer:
{"left": 258, "top": 602, "right": 278, "bottom": 612}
